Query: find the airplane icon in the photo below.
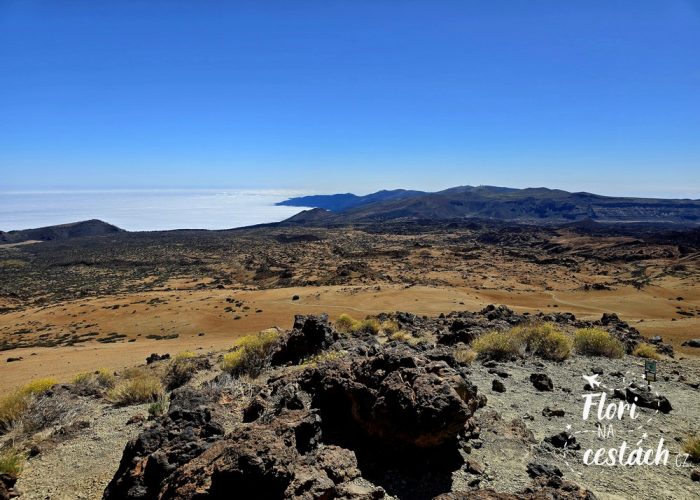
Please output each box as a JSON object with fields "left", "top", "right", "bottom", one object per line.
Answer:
{"left": 582, "top": 373, "right": 601, "bottom": 388}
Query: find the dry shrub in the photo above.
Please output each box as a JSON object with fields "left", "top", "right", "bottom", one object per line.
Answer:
{"left": 454, "top": 347, "right": 477, "bottom": 365}
{"left": 380, "top": 320, "right": 400, "bottom": 335}
{"left": 574, "top": 328, "right": 624, "bottom": 358}
{"left": 683, "top": 434, "right": 700, "bottom": 461}
{"left": 512, "top": 323, "right": 573, "bottom": 361}
{"left": 221, "top": 329, "right": 280, "bottom": 377}
{"left": 301, "top": 350, "right": 345, "bottom": 367}
{"left": 334, "top": 314, "right": 357, "bottom": 333}
{"left": 472, "top": 331, "right": 522, "bottom": 360}
{"left": 389, "top": 331, "right": 412, "bottom": 342}
{"left": 22, "top": 391, "right": 80, "bottom": 433}
{"left": 632, "top": 343, "right": 662, "bottom": 360}
{"left": 175, "top": 351, "right": 196, "bottom": 360}
{"left": 107, "top": 373, "right": 163, "bottom": 406}
{"left": 0, "top": 447, "right": 24, "bottom": 477}
{"left": 165, "top": 358, "right": 197, "bottom": 390}
{"left": 0, "top": 378, "right": 57, "bottom": 432}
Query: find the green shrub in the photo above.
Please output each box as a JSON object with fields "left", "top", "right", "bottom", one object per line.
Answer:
{"left": 148, "top": 400, "right": 167, "bottom": 417}
{"left": 221, "top": 329, "right": 280, "bottom": 377}
{"left": 632, "top": 343, "right": 662, "bottom": 360}
{"left": 0, "top": 448, "right": 24, "bottom": 477}
{"left": 574, "top": 328, "right": 624, "bottom": 358}
{"left": 300, "top": 350, "right": 346, "bottom": 367}
{"left": 107, "top": 373, "right": 163, "bottom": 406}
{"left": 472, "top": 331, "right": 522, "bottom": 360}
{"left": 175, "top": 351, "right": 195, "bottom": 360}
{"left": 682, "top": 434, "right": 700, "bottom": 461}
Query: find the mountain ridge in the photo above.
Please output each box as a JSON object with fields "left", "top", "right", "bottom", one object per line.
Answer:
{"left": 278, "top": 185, "right": 700, "bottom": 225}
{"left": 0, "top": 219, "right": 124, "bottom": 244}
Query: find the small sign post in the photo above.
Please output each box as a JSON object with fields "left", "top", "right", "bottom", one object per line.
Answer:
{"left": 644, "top": 359, "right": 657, "bottom": 386}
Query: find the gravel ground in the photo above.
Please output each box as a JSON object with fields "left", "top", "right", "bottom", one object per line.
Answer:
{"left": 460, "top": 354, "right": 700, "bottom": 499}
{"left": 15, "top": 401, "right": 149, "bottom": 500}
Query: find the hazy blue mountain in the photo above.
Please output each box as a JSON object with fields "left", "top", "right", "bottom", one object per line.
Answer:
{"left": 276, "top": 189, "right": 425, "bottom": 211}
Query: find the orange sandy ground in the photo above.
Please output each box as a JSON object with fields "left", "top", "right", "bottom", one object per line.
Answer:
{"left": 1, "top": 283, "right": 698, "bottom": 394}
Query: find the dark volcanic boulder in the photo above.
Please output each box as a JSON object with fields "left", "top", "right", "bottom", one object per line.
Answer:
{"left": 298, "top": 348, "right": 479, "bottom": 449}
{"left": 530, "top": 373, "right": 553, "bottom": 391}
{"left": 158, "top": 410, "right": 383, "bottom": 499}
{"left": 272, "top": 314, "right": 337, "bottom": 365}
{"left": 626, "top": 384, "right": 672, "bottom": 413}
{"left": 682, "top": 339, "right": 700, "bottom": 348}
{"left": 104, "top": 387, "right": 225, "bottom": 499}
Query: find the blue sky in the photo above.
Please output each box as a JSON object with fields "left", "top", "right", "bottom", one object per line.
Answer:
{"left": 1, "top": 0, "right": 699, "bottom": 198}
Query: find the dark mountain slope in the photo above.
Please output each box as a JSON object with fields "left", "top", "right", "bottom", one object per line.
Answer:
{"left": 281, "top": 186, "right": 700, "bottom": 225}
{"left": 0, "top": 219, "right": 125, "bottom": 244}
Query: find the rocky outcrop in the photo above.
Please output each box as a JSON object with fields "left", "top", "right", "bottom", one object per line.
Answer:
{"left": 436, "top": 475, "right": 596, "bottom": 499}
{"left": 272, "top": 314, "right": 338, "bottom": 365}
{"left": 297, "top": 347, "right": 480, "bottom": 450}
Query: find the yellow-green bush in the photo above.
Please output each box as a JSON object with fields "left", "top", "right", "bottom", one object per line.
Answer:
{"left": 221, "top": 329, "right": 280, "bottom": 377}
{"left": 22, "top": 378, "right": 57, "bottom": 395}
{"left": 381, "top": 320, "right": 400, "bottom": 335}
{"left": 389, "top": 330, "right": 412, "bottom": 342}
{"left": 301, "top": 350, "right": 346, "bottom": 367}
{"left": 335, "top": 313, "right": 358, "bottom": 333}
{"left": 632, "top": 343, "right": 661, "bottom": 360}
{"left": 682, "top": 434, "right": 700, "bottom": 461}
{"left": 454, "top": 347, "right": 477, "bottom": 365}
{"left": 0, "top": 378, "right": 57, "bottom": 431}
{"left": 511, "top": 323, "right": 573, "bottom": 361}
{"left": 472, "top": 331, "right": 522, "bottom": 360}
{"left": 107, "top": 373, "right": 163, "bottom": 406}
{"left": 95, "top": 368, "right": 115, "bottom": 388}
{"left": 0, "top": 448, "right": 24, "bottom": 477}
{"left": 175, "top": 351, "right": 196, "bottom": 360}
{"left": 574, "top": 328, "right": 624, "bottom": 358}
{"left": 72, "top": 372, "right": 93, "bottom": 385}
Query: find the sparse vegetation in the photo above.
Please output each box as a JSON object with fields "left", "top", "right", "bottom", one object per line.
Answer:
{"left": 632, "top": 343, "right": 662, "bottom": 360}
{"left": 221, "top": 329, "right": 280, "bottom": 377}
{"left": 95, "top": 368, "right": 115, "bottom": 388}
{"left": 301, "top": 350, "right": 346, "bottom": 367}
{"left": 107, "top": 373, "right": 164, "bottom": 406}
{"left": 682, "top": 434, "right": 700, "bottom": 461}
{"left": 0, "top": 447, "right": 24, "bottom": 477}
{"left": 574, "top": 328, "right": 625, "bottom": 358}
{"left": 334, "top": 314, "right": 400, "bottom": 336}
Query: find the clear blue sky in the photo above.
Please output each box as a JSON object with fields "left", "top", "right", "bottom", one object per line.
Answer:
{"left": 1, "top": 1, "right": 699, "bottom": 198}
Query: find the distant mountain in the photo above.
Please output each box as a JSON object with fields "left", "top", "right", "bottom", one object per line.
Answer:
{"left": 0, "top": 219, "right": 125, "bottom": 244}
{"left": 276, "top": 189, "right": 425, "bottom": 211}
{"left": 280, "top": 186, "right": 700, "bottom": 226}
